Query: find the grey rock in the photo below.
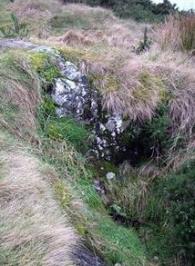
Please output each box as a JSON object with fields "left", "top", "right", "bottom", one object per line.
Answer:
{"left": 74, "top": 246, "right": 105, "bottom": 266}
{"left": 62, "top": 61, "right": 81, "bottom": 81}
{"left": 106, "top": 172, "right": 116, "bottom": 180}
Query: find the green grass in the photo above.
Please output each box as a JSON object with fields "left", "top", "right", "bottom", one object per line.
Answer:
{"left": 38, "top": 97, "right": 89, "bottom": 152}
{"left": 142, "top": 163, "right": 195, "bottom": 265}
{"left": 75, "top": 178, "right": 104, "bottom": 211}
{"left": 50, "top": 12, "right": 91, "bottom": 33}
{"left": 95, "top": 216, "right": 146, "bottom": 265}
{"left": 41, "top": 138, "right": 146, "bottom": 265}
{"left": 45, "top": 118, "right": 89, "bottom": 152}
{"left": 38, "top": 117, "right": 146, "bottom": 265}
{"left": 30, "top": 52, "right": 61, "bottom": 83}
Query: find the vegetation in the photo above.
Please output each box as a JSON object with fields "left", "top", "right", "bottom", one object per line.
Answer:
{"left": 0, "top": 136, "right": 78, "bottom": 266}
{"left": 30, "top": 52, "right": 61, "bottom": 83}
{"left": 38, "top": 97, "right": 89, "bottom": 152}
{"left": 0, "top": 12, "right": 28, "bottom": 37}
{"left": 157, "top": 14, "right": 195, "bottom": 51}
{"left": 63, "top": 0, "right": 179, "bottom": 22}
{"left": 0, "top": 50, "right": 146, "bottom": 265}
{"left": 144, "top": 164, "right": 195, "bottom": 265}
{"left": 0, "top": 1, "right": 195, "bottom": 266}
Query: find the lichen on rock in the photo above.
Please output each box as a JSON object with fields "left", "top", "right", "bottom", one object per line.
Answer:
{"left": 51, "top": 57, "right": 133, "bottom": 161}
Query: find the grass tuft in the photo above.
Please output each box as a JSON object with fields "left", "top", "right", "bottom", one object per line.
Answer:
{"left": 156, "top": 14, "right": 195, "bottom": 52}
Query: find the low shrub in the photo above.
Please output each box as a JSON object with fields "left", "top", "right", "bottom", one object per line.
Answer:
{"left": 144, "top": 163, "right": 195, "bottom": 265}
{"left": 63, "top": 0, "right": 177, "bottom": 22}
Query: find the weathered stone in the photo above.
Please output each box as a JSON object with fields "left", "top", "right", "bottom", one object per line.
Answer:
{"left": 106, "top": 172, "right": 116, "bottom": 180}
{"left": 61, "top": 61, "right": 81, "bottom": 81}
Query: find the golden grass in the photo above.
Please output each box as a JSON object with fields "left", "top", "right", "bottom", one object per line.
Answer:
{"left": 0, "top": 144, "right": 78, "bottom": 265}
{"left": 101, "top": 62, "right": 164, "bottom": 121}
{"left": 156, "top": 14, "right": 195, "bottom": 52}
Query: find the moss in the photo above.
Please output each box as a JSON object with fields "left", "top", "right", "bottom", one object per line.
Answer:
{"left": 134, "top": 71, "right": 166, "bottom": 102}
{"left": 38, "top": 96, "right": 89, "bottom": 152}
{"left": 30, "top": 52, "right": 60, "bottom": 83}
{"left": 59, "top": 46, "right": 99, "bottom": 65}
{"left": 30, "top": 53, "right": 48, "bottom": 70}
{"left": 90, "top": 160, "right": 118, "bottom": 181}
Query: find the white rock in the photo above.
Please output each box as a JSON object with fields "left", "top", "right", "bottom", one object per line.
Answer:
{"left": 54, "top": 78, "right": 65, "bottom": 94}
{"left": 63, "top": 61, "right": 81, "bottom": 81}
{"left": 106, "top": 172, "right": 116, "bottom": 180}
{"left": 64, "top": 79, "right": 77, "bottom": 90}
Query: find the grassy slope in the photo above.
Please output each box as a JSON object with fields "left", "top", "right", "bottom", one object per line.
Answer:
{"left": 0, "top": 47, "right": 146, "bottom": 265}
{"left": 0, "top": 0, "right": 195, "bottom": 265}
{"left": 0, "top": 132, "right": 77, "bottom": 266}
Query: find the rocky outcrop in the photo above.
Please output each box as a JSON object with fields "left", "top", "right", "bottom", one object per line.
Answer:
{"left": 0, "top": 38, "right": 132, "bottom": 162}
{"left": 51, "top": 57, "right": 131, "bottom": 161}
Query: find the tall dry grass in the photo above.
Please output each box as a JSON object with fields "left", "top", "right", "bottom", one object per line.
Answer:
{"left": 101, "top": 61, "right": 164, "bottom": 121}
{"left": 156, "top": 14, "right": 195, "bottom": 52}
{"left": 0, "top": 51, "right": 41, "bottom": 143}
{"left": 9, "top": 0, "right": 63, "bottom": 37}
{"left": 0, "top": 148, "right": 78, "bottom": 265}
